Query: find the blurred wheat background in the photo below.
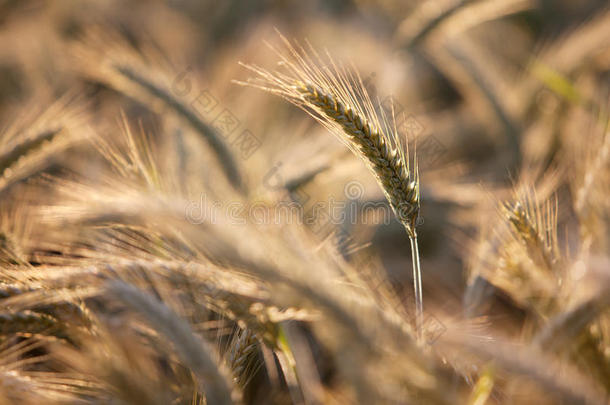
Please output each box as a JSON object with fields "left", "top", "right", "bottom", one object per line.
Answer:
{"left": 0, "top": 0, "right": 608, "bottom": 404}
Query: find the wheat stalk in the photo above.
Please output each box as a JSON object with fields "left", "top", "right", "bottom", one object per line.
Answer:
{"left": 237, "top": 36, "right": 424, "bottom": 335}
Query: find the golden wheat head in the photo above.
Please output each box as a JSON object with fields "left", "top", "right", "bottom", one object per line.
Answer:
{"left": 237, "top": 35, "right": 420, "bottom": 238}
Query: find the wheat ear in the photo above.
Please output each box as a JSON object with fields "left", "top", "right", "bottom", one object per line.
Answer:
{"left": 108, "top": 281, "right": 236, "bottom": 405}
{"left": 295, "top": 82, "right": 423, "bottom": 334}
{"left": 0, "top": 310, "right": 61, "bottom": 337}
{"left": 112, "top": 65, "right": 245, "bottom": 193}
{"left": 295, "top": 82, "right": 420, "bottom": 232}
{"left": 237, "top": 37, "right": 423, "bottom": 335}
{"left": 227, "top": 329, "right": 260, "bottom": 387}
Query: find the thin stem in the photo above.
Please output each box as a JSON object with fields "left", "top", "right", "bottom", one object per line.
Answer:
{"left": 409, "top": 235, "right": 423, "bottom": 341}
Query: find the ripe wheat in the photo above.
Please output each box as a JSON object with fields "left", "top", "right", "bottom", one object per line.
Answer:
{"left": 238, "top": 36, "right": 424, "bottom": 335}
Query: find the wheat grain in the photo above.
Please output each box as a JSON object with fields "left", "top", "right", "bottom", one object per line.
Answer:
{"left": 227, "top": 329, "right": 260, "bottom": 388}
{"left": 0, "top": 94, "right": 87, "bottom": 196}
{"left": 0, "top": 311, "right": 61, "bottom": 337}
{"left": 295, "top": 82, "right": 421, "bottom": 234}
{"left": 503, "top": 199, "right": 557, "bottom": 272}
{"left": 238, "top": 36, "right": 424, "bottom": 336}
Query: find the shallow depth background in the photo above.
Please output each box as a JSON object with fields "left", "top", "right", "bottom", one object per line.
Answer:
{"left": 0, "top": 1, "right": 609, "bottom": 403}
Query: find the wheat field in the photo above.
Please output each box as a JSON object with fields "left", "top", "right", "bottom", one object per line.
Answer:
{"left": 0, "top": 1, "right": 608, "bottom": 404}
